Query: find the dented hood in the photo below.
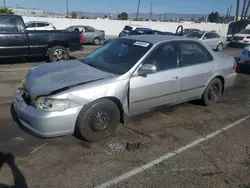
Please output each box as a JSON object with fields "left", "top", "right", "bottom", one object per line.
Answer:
{"left": 25, "top": 60, "right": 114, "bottom": 100}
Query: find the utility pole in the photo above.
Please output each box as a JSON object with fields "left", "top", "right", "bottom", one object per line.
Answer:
{"left": 229, "top": 5, "right": 233, "bottom": 16}
{"left": 236, "top": 0, "right": 240, "bottom": 21}
{"left": 226, "top": 7, "right": 229, "bottom": 23}
{"left": 66, "top": 0, "right": 69, "bottom": 17}
{"left": 244, "top": 0, "right": 250, "bottom": 19}
{"left": 150, "top": 2, "right": 152, "bottom": 21}
{"left": 136, "top": 0, "right": 141, "bottom": 19}
{"left": 3, "top": 0, "right": 5, "bottom": 6}
{"left": 241, "top": 0, "right": 247, "bottom": 20}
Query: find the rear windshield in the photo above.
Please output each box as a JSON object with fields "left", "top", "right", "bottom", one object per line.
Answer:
{"left": 187, "top": 32, "right": 204, "bottom": 38}
{"left": 123, "top": 26, "right": 133, "bottom": 31}
{"left": 81, "top": 38, "right": 153, "bottom": 75}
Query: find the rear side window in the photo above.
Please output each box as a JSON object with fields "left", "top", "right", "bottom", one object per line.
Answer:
{"left": 179, "top": 41, "right": 213, "bottom": 67}
{"left": 0, "top": 17, "right": 19, "bottom": 33}
{"left": 123, "top": 26, "right": 132, "bottom": 31}
{"left": 84, "top": 26, "right": 94, "bottom": 32}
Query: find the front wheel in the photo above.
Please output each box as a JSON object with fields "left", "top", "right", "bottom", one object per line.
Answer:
{"left": 216, "top": 43, "right": 223, "bottom": 51}
{"left": 48, "top": 46, "right": 69, "bottom": 62}
{"left": 201, "top": 78, "right": 223, "bottom": 106}
{"left": 75, "top": 99, "right": 120, "bottom": 142}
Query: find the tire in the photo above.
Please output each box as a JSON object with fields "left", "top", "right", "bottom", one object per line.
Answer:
{"left": 75, "top": 99, "right": 120, "bottom": 142}
{"left": 216, "top": 43, "right": 223, "bottom": 52}
{"left": 93, "top": 37, "right": 101, "bottom": 45}
{"left": 48, "top": 46, "right": 69, "bottom": 62}
{"left": 201, "top": 78, "right": 223, "bottom": 106}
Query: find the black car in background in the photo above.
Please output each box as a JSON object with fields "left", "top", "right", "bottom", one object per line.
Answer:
{"left": 0, "top": 15, "right": 83, "bottom": 62}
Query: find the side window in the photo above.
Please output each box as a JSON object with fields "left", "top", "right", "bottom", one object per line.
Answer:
{"left": 26, "top": 23, "right": 36, "bottom": 28}
{"left": 84, "top": 26, "right": 94, "bottom": 32}
{"left": 143, "top": 42, "right": 178, "bottom": 71}
{"left": 0, "top": 17, "right": 19, "bottom": 33}
{"left": 37, "top": 23, "right": 46, "bottom": 27}
{"left": 204, "top": 33, "right": 211, "bottom": 39}
{"left": 179, "top": 41, "right": 213, "bottom": 67}
{"left": 210, "top": 33, "right": 219, "bottom": 38}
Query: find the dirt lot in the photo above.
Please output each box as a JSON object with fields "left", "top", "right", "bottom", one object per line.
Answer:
{"left": 0, "top": 47, "right": 250, "bottom": 188}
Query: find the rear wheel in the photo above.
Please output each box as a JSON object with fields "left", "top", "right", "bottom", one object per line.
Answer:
{"left": 201, "top": 78, "right": 223, "bottom": 106}
{"left": 93, "top": 37, "right": 101, "bottom": 45}
{"left": 48, "top": 46, "right": 69, "bottom": 62}
{"left": 75, "top": 99, "right": 120, "bottom": 142}
{"left": 216, "top": 43, "right": 223, "bottom": 51}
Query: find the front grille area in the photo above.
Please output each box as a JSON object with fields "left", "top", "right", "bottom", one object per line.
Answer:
{"left": 22, "top": 90, "right": 31, "bottom": 105}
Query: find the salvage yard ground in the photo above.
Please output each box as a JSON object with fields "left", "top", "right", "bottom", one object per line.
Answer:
{"left": 0, "top": 46, "right": 250, "bottom": 188}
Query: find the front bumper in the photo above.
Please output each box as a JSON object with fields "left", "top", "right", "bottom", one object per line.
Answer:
{"left": 13, "top": 89, "right": 82, "bottom": 138}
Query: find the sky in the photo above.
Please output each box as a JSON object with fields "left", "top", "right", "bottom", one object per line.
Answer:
{"left": 1, "top": 0, "right": 245, "bottom": 15}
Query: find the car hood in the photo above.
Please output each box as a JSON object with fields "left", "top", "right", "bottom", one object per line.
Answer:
{"left": 25, "top": 60, "right": 114, "bottom": 100}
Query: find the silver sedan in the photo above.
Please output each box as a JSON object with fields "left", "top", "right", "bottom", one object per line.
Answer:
{"left": 13, "top": 35, "right": 237, "bottom": 142}
{"left": 186, "top": 31, "right": 228, "bottom": 51}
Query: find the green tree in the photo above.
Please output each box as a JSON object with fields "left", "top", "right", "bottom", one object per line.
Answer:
{"left": 134, "top": 17, "right": 144, "bottom": 21}
{"left": 118, "top": 12, "right": 128, "bottom": 20}
{"left": 208, "top": 12, "right": 220, "bottom": 23}
{"left": 0, "top": 7, "right": 14, "bottom": 14}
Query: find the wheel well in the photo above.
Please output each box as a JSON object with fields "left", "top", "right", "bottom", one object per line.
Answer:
{"left": 103, "top": 97, "right": 125, "bottom": 124}
{"left": 215, "top": 75, "right": 225, "bottom": 93}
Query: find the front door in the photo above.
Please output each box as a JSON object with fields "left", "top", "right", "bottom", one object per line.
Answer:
{"left": 176, "top": 41, "right": 215, "bottom": 102}
{"left": 129, "top": 42, "right": 181, "bottom": 115}
{"left": 203, "top": 33, "right": 220, "bottom": 49}
{"left": 0, "top": 17, "right": 29, "bottom": 57}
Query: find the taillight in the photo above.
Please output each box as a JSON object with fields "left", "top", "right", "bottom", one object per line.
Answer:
{"left": 233, "top": 60, "right": 237, "bottom": 71}
{"left": 80, "top": 33, "right": 84, "bottom": 43}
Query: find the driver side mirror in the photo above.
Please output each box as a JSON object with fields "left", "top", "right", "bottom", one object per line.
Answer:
{"left": 137, "top": 64, "right": 157, "bottom": 75}
{"left": 203, "top": 37, "right": 207, "bottom": 40}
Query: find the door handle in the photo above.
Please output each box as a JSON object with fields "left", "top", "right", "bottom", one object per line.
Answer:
{"left": 15, "top": 36, "right": 20, "bottom": 39}
{"left": 173, "top": 76, "right": 179, "bottom": 80}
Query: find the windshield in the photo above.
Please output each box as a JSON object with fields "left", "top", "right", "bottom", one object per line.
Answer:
{"left": 239, "top": 29, "right": 250, "bottom": 34}
{"left": 80, "top": 38, "right": 152, "bottom": 75}
{"left": 186, "top": 32, "right": 204, "bottom": 38}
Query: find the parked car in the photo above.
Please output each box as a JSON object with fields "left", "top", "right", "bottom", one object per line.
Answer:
{"left": 13, "top": 35, "right": 237, "bottom": 142}
{"left": 229, "top": 28, "right": 250, "bottom": 45}
{"left": 65, "top": 25, "right": 105, "bottom": 45}
{"left": 0, "top": 15, "right": 83, "bottom": 62}
{"left": 25, "top": 21, "right": 56, "bottom": 30}
{"left": 119, "top": 25, "right": 151, "bottom": 37}
{"left": 239, "top": 45, "right": 250, "bottom": 64}
{"left": 186, "top": 31, "right": 227, "bottom": 51}
{"left": 177, "top": 28, "right": 201, "bottom": 36}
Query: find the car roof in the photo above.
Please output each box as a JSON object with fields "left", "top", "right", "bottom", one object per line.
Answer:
{"left": 123, "top": 34, "right": 197, "bottom": 44}
{"left": 26, "top": 21, "right": 51, "bottom": 24}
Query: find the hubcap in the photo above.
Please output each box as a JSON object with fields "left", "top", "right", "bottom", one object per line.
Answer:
{"left": 218, "top": 44, "right": 223, "bottom": 51}
{"left": 208, "top": 84, "right": 219, "bottom": 100}
{"left": 53, "top": 49, "right": 67, "bottom": 61}
{"left": 95, "top": 39, "right": 100, "bottom": 44}
{"left": 89, "top": 109, "right": 112, "bottom": 132}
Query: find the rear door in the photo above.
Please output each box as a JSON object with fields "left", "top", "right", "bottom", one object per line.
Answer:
{"left": 83, "top": 26, "right": 95, "bottom": 43}
{"left": 176, "top": 41, "right": 215, "bottom": 102}
{"left": 0, "top": 16, "right": 29, "bottom": 57}
{"left": 203, "top": 32, "right": 220, "bottom": 49}
{"left": 129, "top": 42, "right": 181, "bottom": 115}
